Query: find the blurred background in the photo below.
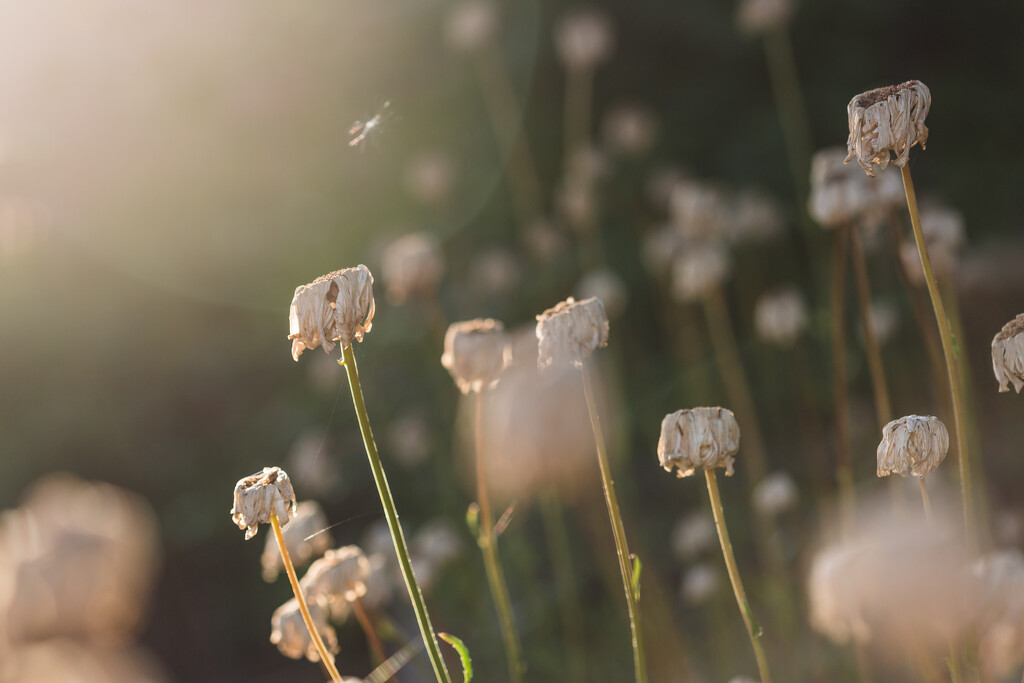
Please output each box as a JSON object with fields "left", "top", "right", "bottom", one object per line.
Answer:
{"left": 2, "top": 0, "right": 1024, "bottom": 681}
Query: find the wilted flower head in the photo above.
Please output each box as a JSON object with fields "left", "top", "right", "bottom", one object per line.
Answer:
{"left": 577, "top": 269, "right": 628, "bottom": 319}
{"left": 727, "top": 189, "right": 784, "bottom": 245}
{"left": 602, "top": 105, "right": 657, "bottom": 157}
{"left": 973, "top": 550, "right": 1024, "bottom": 678}
{"left": 554, "top": 8, "right": 614, "bottom": 70}
{"left": 670, "top": 512, "right": 717, "bottom": 560}
{"left": 845, "top": 80, "right": 931, "bottom": 177}
{"left": 381, "top": 233, "right": 444, "bottom": 304}
{"left": 876, "top": 415, "right": 948, "bottom": 478}
{"left": 658, "top": 407, "right": 740, "bottom": 477}
{"left": 288, "top": 265, "right": 375, "bottom": 361}
{"left": 536, "top": 297, "right": 609, "bottom": 370}
{"left": 992, "top": 313, "right": 1024, "bottom": 393}
{"left": 735, "top": 0, "right": 792, "bottom": 35}
{"left": 404, "top": 153, "right": 456, "bottom": 205}
{"left": 754, "top": 288, "right": 807, "bottom": 347}
{"left": 680, "top": 563, "right": 721, "bottom": 604}
{"left": 669, "top": 180, "right": 725, "bottom": 241}
{"left": 670, "top": 243, "right": 732, "bottom": 302}
{"left": 301, "top": 545, "right": 371, "bottom": 604}
{"left": 444, "top": 0, "right": 497, "bottom": 52}
{"left": 898, "top": 202, "right": 966, "bottom": 284}
{"left": 752, "top": 472, "right": 799, "bottom": 517}
{"left": 441, "top": 319, "right": 511, "bottom": 393}
{"left": 230, "top": 467, "right": 298, "bottom": 540}
{"left": 261, "top": 501, "right": 332, "bottom": 582}
{"left": 270, "top": 597, "right": 338, "bottom": 662}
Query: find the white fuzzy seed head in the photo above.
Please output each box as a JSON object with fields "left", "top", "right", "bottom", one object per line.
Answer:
{"left": 658, "top": 407, "right": 740, "bottom": 478}
{"left": 876, "top": 415, "right": 948, "bottom": 478}
{"left": 288, "top": 266, "right": 375, "bottom": 360}
{"left": 992, "top": 313, "right": 1024, "bottom": 393}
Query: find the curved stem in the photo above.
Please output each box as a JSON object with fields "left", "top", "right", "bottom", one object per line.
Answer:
{"left": 900, "top": 166, "right": 974, "bottom": 547}
{"left": 849, "top": 226, "right": 893, "bottom": 431}
{"left": 704, "top": 470, "right": 773, "bottom": 683}
{"left": 341, "top": 344, "right": 452, "bottom": 683}
{"left": 352, "top": 596, "right": 386, "bottom": 667}
{"left": 830, "top": 223, "right": 855, "bottom": 533}
{"left": 474, "top": 392, "right": 525, "bottom": 683}
{"left": 580, "top": 362, "right": 648, "bottom": 683}
{"left": 271, "top": 514, "right": 343, "bottom": 682}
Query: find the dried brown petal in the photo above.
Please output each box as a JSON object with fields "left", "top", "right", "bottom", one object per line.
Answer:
{"left": 845, "top": 80, "right": 931, "bottom": 177}
{"left": 230, "top": 467, "right": 297, "bottom": 540}
{"left": 261, "top": 501, "right": 332, "bottom": 582}
{"left": 658, "top": 407, "right": 740, "bottom": 477}
{"left": 536, "top": 297, "right": 609, "bottom": 370}
{"left": 269, "top": 597, "right": 338, "bottom": 662}
{"left": 876, "top": 415, "right": 948, "bottom": 478}
{"left": 288, "top": 265, "right": 375, "bottom": 361}
{"left": 441, "top": 319, "right": 510, "bottom": 394}
{"left": 300, "top": 545, "right": 371, "bottom": 604}
{"left": 992, "top": 313, "right": 1024, "bottom": 393}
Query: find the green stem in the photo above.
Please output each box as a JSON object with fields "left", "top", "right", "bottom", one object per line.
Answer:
{"left": 831, "top": 223, "right": 855, "bottom": 534}
{"left": 580, "top": 362, "right": 648, "bottom": 683}
{"left": 474, "top": 392, "right": 525, "bottom": 683}
{"left": 341, "top": 344, "right": 452, "bottom": 683}
{"left": 271, "top": 514, "right": 343, "bottom": 682}
{"left": 762, "top": 28, "right": 812, "bottom": 208}
{"left": 704, "top": 470, "right": 773, "bottom": 683}
{"left": 540, "top": 493, "right": 586, "bottom": 682}
{"left": 849, "top": 226, "right": 893, "bottom": 431}
{"left": 899, "top": 166, "right": 974, "bottom": 546}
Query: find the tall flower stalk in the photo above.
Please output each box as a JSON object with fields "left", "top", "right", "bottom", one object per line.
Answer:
{"left": 848, "top": 226, "right": 893, "bottom": 432}
{"left": 830, "top": 223, "right": 855, "bottom": 529}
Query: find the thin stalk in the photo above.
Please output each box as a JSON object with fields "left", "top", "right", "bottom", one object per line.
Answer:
{"left": 580, "top": 362, "right": 648, "bottom": 683}
{"left": 900, "top": 166, "right": 974, "bottom": 544}
{"left": 831, "top": 223, "right": 855, "bottom": 533}
{"left": 762, "top": 28, "right": 812, "bottom": 209}
{"left": 341, "top": 344, "right": 452, "bottom": 683}
{"left": 919, "top": 476, "right": 964, "bottom": 683}
{"left": 849, "top": 226, "right": 893, "bottom": 431}
{"left": 540, "top": 493, "right": 586, "bottom": 682}
{"left": 919, "top": 477, "right": 933, "bottom": 521}
{"left": 270, "top": 514, "right": 343, "bottom": 682}
{"left": 563, "top": 67, "right": 594, "bottom": 174}
{"left": 474, "top": 392, "right": 525, "bottom": 683}
{"left": 704, "top": 470, "right": 773, "bottom": 683}
{"left": 352, "top": 596, "right": 386, "bottom": 667}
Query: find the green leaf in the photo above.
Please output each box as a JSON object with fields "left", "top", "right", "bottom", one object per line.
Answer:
{"left": 439, "top": 632, "right": 473, "bottom": 683}
{"left": 630, "top": 554, "right": 642, "bottom": 602}
{"left": 466, "top": 503, "right": 480, "bottom": 539}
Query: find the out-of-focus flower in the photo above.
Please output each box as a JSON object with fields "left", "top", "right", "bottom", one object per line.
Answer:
{"left": 441, "top": 319, "right": 510, "bottom": 394}
{"left": 808, "top": 503, "right": 976, "bottom": 652}
{"left": 286, "top": 430, "right": 340, "bottom": 497}
{"left": 754, "top": 288, "right": 807, "bottom": 347}
{"left": 444, "top": 0, "right": 498, "bottom": 52}
{"left": 658, "top": 407, "right": 740, "bottom": 478}
{"left": 0, "top": 194, "right": 52, "bottom": 262}
{"left": 727, "top": 190, "right": 784, "bottom": 245}
{"left": 404, "top": 153, "right": 456, "bottom": 205}
{"left": 876, "top": 415, "right": 948, "bottom": 478}
{"left": 387, "top": 413, "right": 433, "bottom": 468}
{"left": 289, "top": 266, "right": 375, "bottom": 361}
{"left": 670, "top": 512, "right": 717, "bottom": 561}
{"left": 360, "top": 553, "right": 395, "bottom": 610}
{"left": 536, "top": 297, "right": 609, "bottom": 370}
{"left": 670, "top": 180, "right": 725, "bottom": 241}
{"left": 577, "top": 269, "right": 628, "bottom": 319}
{"left": 752, "top": 472, "right": 799, "bottom": 517}
{"left": 301, "top": 546, "right": 371, "bottom": 605}
{"left": 867, "top": 301, "right": 900, "bottom": 346}
{"left": 566, "top": 146, "right": 610, "bottom": 185}
{"left": 846, "top": 80, "right": 931, "bottom": 177}
{"left": 640, "top": 226, "right": 684, "bottom": 279}
{"left": 521, "top": 218, "right": 567, "bottom": 263}
{"left": 554, "top": 8, "right": 614, "bottom": 70}
{"left": 680, "top": 563, "right": 720, "bottom": 604}
{"left": 992, "top": 313, "right": 1024, "bottom": 393}
{"left": 261, "top": 501, "right": 332, "bottom": 582}
{"left": 0, "top": 641, "right": 168, "bottom": 683}
{"left": 381, "top": 233, "right": 444, "bottom": 304}
{"left": 230, "top": 467, "right": 297, "bottom": 540}
{"left": 735, "top": 0, "right": 792, "bottom": 35}
{"left": 809, "top": 147, "right": 903, "bottom": 228}
{"left": 602, "top": 105, "right": 657, "bottom": 157}
{"left": 556, "top": 179, "right": 595, "bottom": 233}
{"left": 994, "top": 510, "right": 1024, "bottom": 547}
{"left": 973, "top": 550, "right": 1024, "bottom": 677}
{"left": 409, "top": 519, "right": 463, "bottom": 592}
{"left": 469, "top": 247, "right": 521, "bottom": 296}
{"left": 898, "top": 202, "right": 966, "bottom": 284}
{"left": 646, "top": 166, "right": 687, "bottom": 211}
{"left": 270, "top": 597, "right": 338, "bottom": 662}
{"left": 670, "top": 243, "right": 732, "bottom": 303}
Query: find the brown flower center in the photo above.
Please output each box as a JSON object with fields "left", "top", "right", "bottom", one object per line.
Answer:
{"left": 995, "top": 313, "right": 1024, "bottom": 342}
{"left": 854, "top": 80, "right": 921, "bottom": 108}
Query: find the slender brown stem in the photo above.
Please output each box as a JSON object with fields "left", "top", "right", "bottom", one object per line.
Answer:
{"left": 580, "top": 362, "right": 648, "bottom": 683}
{"left": 849, "top": 226, "right": 893, "bottom": 430}
{"left": 271, "top": 514, "right": 343, "bottom": 682}
{"left": 831, "top": 223, "right": 855, "bottom": 532}
{"left": 352, "top": 597, "right": 386, "bottom": 666}
{"left": 704, "top": 470, "right": 773, "bottom": 683}
{"left": 900, "top": 166, "right": 974, "bottom": 546}
{"left": 919, "top": 476, "right": 933, "bottom": 521}
{"left": 474, "top": 392, "right": 525, "bottom": 683}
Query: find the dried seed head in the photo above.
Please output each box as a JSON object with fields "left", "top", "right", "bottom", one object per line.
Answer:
{"left": 754, "top": 288, "right": 807, "bottom": 347}
{"left": 441, "top": 319, "right": 511, "bottom": 394}
{"left": 269, "top": 597, "right": 338, "bottom": 662}
{"left": 444, "top": 0, "right": 498, "bottom": 52}
{"left": 876, "top": 415, "right": 948, "bottom": 478}
{"left": 735, "top": 0, "right": 792, "bottom": 34}
{"left": 554, "top": 8, "right": 614, "bottom": 70}
{"left": 845, "top": 80, "right": 931, "bottom": 177}
{"left": 301, "top": 545, "right": 371, "bottom": 604}
{"left": 972, "top": 550, "right": 1024, "bottom": 677}
{"left": 602, "top": 105, "right": 657, "bottom": 157}
{"left": 680, "top": 563, "right": 720, "bottom": 604}
{"left": 536, "top": 297, "right": 609, "bottom": 370}
{"left": 898, "top": 202, "right": 966, "bottom": 285}
{"left": 809, "top": 147, "right": 903, "bottom": 227}
{"left": 669, "top": 243, "right": 732, "bottom": 303}
{"left": 669, "top": 180, "right": 726, "bottom": 241}
{"left": 752, "top": 471, "right": 799, "bottom": 517}
{"left": 288, "top": 265, "right": 375, "bottom": 361}
{"left": 577, "top": 269, "right": 628, "bottom": 319}
{"left": 658, "top": 407, "right": 740, "bottom": 477}
{"left": 381, "top": 233, "right": 444, "bottom": 304}
{"left": 992, "top": 313, "right": 1024, "bottom": 393}
{"left": 261, "top": 501, "right": 332, "bottom": 582}
{"left": 670, "top": 511, "right": 717, "bottom": 560}
{"left": 230, "top": 467, "right": 298, "bottom": 540}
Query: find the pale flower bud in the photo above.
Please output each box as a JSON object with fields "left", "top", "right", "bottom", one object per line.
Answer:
{"left": 261, "top": 501, "right": 332, "bottom": 582}
{"left": 444, "top": 0, "right": 497, "bottom": 52}
{"left": 845, "top": 80, "right": 931, "bottom": 177}
{"left": 381, "top": 233, "right": 444, "bottom": 304}
{"left": 441, "top": 319, "right": 511, "bottom": 394}
{"left": 992, "top": 313, "right": 1024, "bottom": 393}
{"left": 554, "top": 8, "right": 614, "bottom": 70}
{"left": 680, "top": 563, "right": 720, "bottom": 604}
{"left": 658, "top": 407, "right": 740, "bottom": 478}
{"left": 230, "top": 467, "right": 298, "bottom": 540}
{"left": 536, "top": 297, "right": 609, "bottom": 370}
{"left": 752, "top": 472, "right": 799, "bottom": 517}
{"left": 300, "top": 545, "right": 371, "bottom": 604}
{"left": 269, "top": 597, "right": 338, "bottom": 662}
{"left": 288, "top": 265, "right": 375, "bottom": 361}
{"left": 670, "top": 244, "right": 732, "bottom": 303}
{"left": 754, "top": 288, "right": 807, "bottom": 347}
{"left": 876, "top": 415, "right": 948, "bottom": 478}
{"left": 735, "top": 0, "right": 792, "bottom": 35}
